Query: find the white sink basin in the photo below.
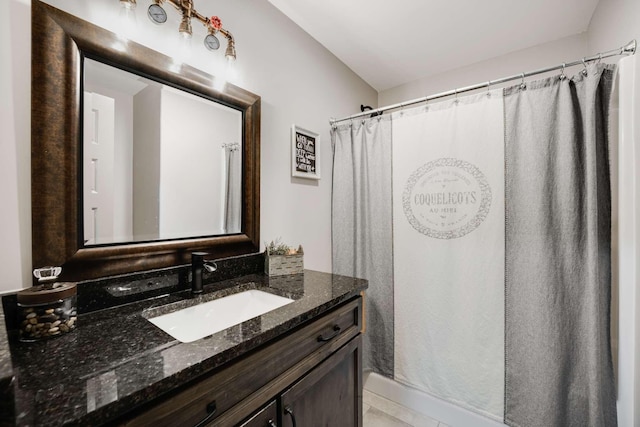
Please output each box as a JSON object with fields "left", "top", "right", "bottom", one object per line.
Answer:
{"left": 148, "top": 290, "right": 294, "bottom": 343}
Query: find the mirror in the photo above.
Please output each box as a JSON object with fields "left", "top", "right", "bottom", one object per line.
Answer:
{"left": 31, "top": 1, "right": 260, "bottom": 281}
{"left": 83, "top": 59, "right": 242, "bottom": 245}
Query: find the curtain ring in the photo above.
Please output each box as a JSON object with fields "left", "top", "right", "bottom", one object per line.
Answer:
{"left": 559, "top": 63, "right": 566, "bottom": 81}
{"left": 487, "top": 81, "right": 492, "bottom": 97}
{"left": 519, "top": 73, "right": 526, "bottom": 90}
{"left": 454, "top": 88, "right": 459, "bottom": 104}
{"left": 581, "top": 57, "right": 588, "bottom": 76}
{"left": 597, "top": 53, "right": 602, "bottom": 64}
{"left": 424, "top": 97, "right": 429, "bottom": 112}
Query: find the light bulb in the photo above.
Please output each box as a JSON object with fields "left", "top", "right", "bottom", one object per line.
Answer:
{"left": 117, "top": 1, "right": 137, "bottom": 40}
{"left": 213, "top": 77, "right": 226, "bottom": 92}
{"left": 225, "top": 55, "right": 237, "bottom": 84}
{"left": 175, "top": 32, "right": 192, "bottom": 64}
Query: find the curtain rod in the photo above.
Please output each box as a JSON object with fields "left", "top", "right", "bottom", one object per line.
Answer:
{"left": 329, "top": 39, "right": 637, "bottom": 125}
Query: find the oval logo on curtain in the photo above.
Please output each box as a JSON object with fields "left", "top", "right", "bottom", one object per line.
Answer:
{"left": 403, "top": 158, "right": 492, "bottom": 239}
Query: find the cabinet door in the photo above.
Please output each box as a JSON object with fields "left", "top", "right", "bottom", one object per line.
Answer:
{"left": 239, "top": 400, "right": 278, "bottom": 427}
{"left": 280, "top": 335, "right": 362, "bottom": 427}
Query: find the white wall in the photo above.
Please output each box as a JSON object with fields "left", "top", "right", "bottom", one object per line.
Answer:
{"left": 379, "top": 33, "right": 589, "bottom": 106}
{"left": 133, "top": 83, "right": 162, "bottom": 240}
{"left": 587, "top": 0, "right": 639, "bottom": 57}
{"left": 0, "top": 0, "right": 31, "bottom": 293}
{"left": 616, "top": 54, "right": 640, "bottom": 427}
{"left": 0, "top": 0, "right": 376, "bottom": 293}
{"left": 159, "top": 87, "right": 239, "bottom": 238}
{"left": 378, "top": 2, "right": 637, "bottom": 107}
{"left": 588, "top": 3, "right": 639, "bottom": 426}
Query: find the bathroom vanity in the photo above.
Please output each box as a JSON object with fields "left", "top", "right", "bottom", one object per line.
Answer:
{"left": 0, "top": 269, "right": 367, "bottom": 426}
{"left": 7, "top": 3, "right": 369, "bottom": 425}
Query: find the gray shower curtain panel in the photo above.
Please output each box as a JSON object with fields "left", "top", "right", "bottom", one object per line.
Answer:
{"left": 504, "top": 63, "right": 617, "bottom": 427}
{"left": 331, "top": 117, "right": 394, "bottom": 378}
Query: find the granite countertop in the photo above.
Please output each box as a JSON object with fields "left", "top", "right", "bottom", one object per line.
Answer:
{"left": 0, "top": 270, "right": 367, "bottom": 426}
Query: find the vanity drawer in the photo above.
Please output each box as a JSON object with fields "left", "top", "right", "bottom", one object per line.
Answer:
{"left": 121, "top": 296, "right": 362, "bottom": 427}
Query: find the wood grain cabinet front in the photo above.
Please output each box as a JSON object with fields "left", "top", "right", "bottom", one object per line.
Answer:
{"left": 120, "top": 296, "right": 362, "bottom": 427}
{"left": 280, "top": 335, "right": 362, "bottom": 427}
{"left": 238, "top": 401, "right": 278, "bottom": 427}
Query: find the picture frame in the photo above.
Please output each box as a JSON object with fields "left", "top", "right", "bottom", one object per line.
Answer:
{"left": 291, "top": 125, "right": 320, "bottom": 180}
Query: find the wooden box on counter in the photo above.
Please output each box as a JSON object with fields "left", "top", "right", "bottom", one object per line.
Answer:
{"left": 264, "top": 251, "right": 304, "bottom": 276}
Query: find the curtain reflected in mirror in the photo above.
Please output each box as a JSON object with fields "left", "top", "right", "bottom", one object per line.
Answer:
{"left": 223, "top": 143, "right": 241, "bottom": 234}
{"left": 83, "top": 58, "right": 242, "bottom": 246}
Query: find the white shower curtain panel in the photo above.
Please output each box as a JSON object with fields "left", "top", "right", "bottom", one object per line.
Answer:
{"left": 392, "top": 91, "right": 505, "bottom": 419}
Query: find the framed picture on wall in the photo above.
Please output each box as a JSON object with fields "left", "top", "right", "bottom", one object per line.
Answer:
{"left": 291, "top": 125, "right": 321, "bottom": 180}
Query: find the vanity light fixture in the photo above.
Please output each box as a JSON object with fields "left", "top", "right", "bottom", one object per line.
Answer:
{"left": 118, "top": 0, "right": 237, "bottom": 63}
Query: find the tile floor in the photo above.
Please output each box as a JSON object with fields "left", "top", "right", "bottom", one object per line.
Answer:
{"left": 363, "top": 389, "right": 450, "bottom": 427}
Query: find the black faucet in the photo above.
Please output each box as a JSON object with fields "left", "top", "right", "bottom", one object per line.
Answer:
{"left": 191, "top": 252, "right": 218, "bottom": 295}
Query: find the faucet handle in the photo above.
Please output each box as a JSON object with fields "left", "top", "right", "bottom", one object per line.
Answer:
{"left": 203, "top": 261, "right": 217, "bottom": 273}
{"left": 192, "top": 252, "right": 216, "bottom": 272}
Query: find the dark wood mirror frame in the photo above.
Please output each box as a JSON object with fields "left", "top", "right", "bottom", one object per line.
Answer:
{"left": 31, "top": 0, "right": 260, "bottom": 281}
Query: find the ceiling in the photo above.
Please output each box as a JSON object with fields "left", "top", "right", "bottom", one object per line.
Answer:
{"left": 268, "top": 0, "right": 600, "bottom": 92}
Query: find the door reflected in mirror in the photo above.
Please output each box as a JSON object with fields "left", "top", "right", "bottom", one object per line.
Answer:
{"left": 83, "top": 58, "right": 242, "bottom": 246}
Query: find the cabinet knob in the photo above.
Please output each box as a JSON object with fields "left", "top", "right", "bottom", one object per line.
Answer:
{"left": 268, "top": 420, "right": 277, "bottom": 427}
{"left": 193, "top": 400, "right": 217, "bottom": 427}
{"left": 317, "top": 324, "right": 341, "bottom": 342}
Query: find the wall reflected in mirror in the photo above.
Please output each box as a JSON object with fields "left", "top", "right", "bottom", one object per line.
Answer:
{"left": 83, "top": 58, "right": 242, "bottom": 246}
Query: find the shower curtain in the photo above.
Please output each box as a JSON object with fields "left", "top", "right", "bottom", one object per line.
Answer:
{"left": 332, "top": 116, "right": 394, "bottom": 377}
{"left": 503, "top": 64, "right": 617, "bottom": 427}
{"left": 392, "top": 90, "right": 506, "bottom": 420}
{"left": 223, "top": 143, "right": 241, "bottom": 234}
{"left": 331, "top": 63, "right": 618, "bottom": 427}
